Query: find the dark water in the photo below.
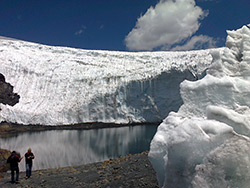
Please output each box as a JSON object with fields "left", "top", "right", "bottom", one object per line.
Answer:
{"left": 0, "top": 125, "right": 157, "bottom": 171}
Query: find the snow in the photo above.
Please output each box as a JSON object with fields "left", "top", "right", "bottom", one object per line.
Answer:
{"left": 0, "top": 38, "right": 216, "bottom": 125}
{"left": 192, "top": 135, "right": 250, "bottom": 188}
{"left": 149, "top": 25, "right": 250, "bottom": 187}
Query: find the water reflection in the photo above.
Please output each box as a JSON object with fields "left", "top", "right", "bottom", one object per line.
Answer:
{"left": 0, "top": 125, "right": 157, "bottom": 171}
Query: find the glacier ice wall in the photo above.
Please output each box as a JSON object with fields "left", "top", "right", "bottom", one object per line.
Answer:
{"left": 149, "top": 25, "right": 250, "bottom": 188}
{"left": 0, "top": 37, "right": 215, "bottom": 125}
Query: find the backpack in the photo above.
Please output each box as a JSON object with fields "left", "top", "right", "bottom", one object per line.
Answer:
{"left": 7, "top": 154, "right": 17, "bottom": 163}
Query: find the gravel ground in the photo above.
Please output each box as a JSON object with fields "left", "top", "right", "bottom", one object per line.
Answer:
{"left": 0, "top": 151, "right": 159, "bottom": 188}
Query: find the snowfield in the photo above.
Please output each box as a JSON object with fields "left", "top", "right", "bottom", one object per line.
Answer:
{"left": 0, "top": 37, "right": 216, "bottom": 125}
{"left": 149, "top": 25, "right": 250, "bottom": 187}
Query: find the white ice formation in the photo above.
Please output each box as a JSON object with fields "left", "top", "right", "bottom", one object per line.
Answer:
{"left": 149, "top": 25, "right": 250, "bottom": 187}
{"left": 0, "top": 37, "right": 215, "bottom": 125}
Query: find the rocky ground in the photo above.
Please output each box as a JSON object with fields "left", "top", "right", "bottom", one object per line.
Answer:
{"left": 0, "top": 151, "right": 159, "bottom": 188}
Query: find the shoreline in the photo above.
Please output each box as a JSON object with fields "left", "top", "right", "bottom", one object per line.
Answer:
{"left": 0, "top": 121, "right": 159, "bottom": 138}
{"left": 0, "top": 151, "right": 159, "bottom": 188}
{"left": 0, "top": 122, "right": 159, "bottom": 187}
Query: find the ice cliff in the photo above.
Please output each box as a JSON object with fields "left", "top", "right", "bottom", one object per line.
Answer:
{"left": 0, "top": 37, "right": 215, "bottom": 125}
{"left": 149, "top": 25, "right": 250, "bottom": 187}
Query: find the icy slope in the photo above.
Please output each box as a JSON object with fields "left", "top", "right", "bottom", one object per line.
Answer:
{"left": 149, "top": 25, "right": 250, "bottom": 187}
{"left": 0, "top": 38, "right": 215, "bottom": 125}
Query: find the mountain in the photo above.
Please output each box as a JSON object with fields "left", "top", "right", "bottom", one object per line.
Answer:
{"left": 0, "top": 37, "right": 216, "bottom": 125}
{"left": 149, "top": 25, "right": 250, "bottom": 187}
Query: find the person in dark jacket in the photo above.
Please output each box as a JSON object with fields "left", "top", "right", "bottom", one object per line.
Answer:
{"left": 7, "top": 151, "right": 23, "bottom": 183}
{"left": 25, "top": 148, "right": 35, "bottom": 179}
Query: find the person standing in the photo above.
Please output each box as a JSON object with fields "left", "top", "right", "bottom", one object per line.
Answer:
{"left": 7, "top": 151, "right": 23, "bottom": 183}
{"left": 25, "top": 148, "right": 35, "bottom": 179}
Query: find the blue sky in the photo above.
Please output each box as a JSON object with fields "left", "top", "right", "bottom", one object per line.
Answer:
{"left": 0, "top": 0, "right": 249, "bottom": 51}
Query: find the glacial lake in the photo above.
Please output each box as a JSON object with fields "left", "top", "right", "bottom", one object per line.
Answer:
{"left": 0, "top": 125, "right": 157, "bottom": 171}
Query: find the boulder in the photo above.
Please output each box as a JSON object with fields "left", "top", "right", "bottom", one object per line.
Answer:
{"left": 0, "top": 148, "right": 11, "bottom": 173}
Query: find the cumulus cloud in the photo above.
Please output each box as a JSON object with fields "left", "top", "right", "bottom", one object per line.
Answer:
{"left": 125, "top": 0, "right": 210, "bottom": 51}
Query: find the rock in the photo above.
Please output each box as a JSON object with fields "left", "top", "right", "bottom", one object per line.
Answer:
{"left": 0, "top": 148, "right": 11, "bottom": 173}
{"left": 0, "top": 73, "right": 20, "bottom": 106}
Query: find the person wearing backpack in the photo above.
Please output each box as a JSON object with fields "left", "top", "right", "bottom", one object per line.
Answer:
{"left": 7, "top": 151, "right": 23, "bottom": 183}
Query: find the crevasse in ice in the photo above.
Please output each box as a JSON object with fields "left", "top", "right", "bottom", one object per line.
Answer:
{"left": 0, "top": 37, "right": 216, "bottom": 125}
{"left": 149, "top": 25, "right": 250, "bottom": 188}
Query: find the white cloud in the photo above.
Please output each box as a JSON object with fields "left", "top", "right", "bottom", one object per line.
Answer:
{"left": 125, "top": 0, "right": 209, "bottom": 51}
{"left": 75, "top": 29, "right": 83, "bottom": 35}
{"left": 168, "top": 35, "right": 217, "bottom": 51}
{"left": 75, "top": 25, "right": 87, "bottom": 36}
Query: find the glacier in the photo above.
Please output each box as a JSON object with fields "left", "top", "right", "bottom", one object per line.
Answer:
{"left": 149, "top": 25, "right": 250, "bottom": 187}
{"left": 0, "top": 37, "right": 216, "bottom": 125}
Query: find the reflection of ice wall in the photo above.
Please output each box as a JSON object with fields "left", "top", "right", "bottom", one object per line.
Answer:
{"left": 149, "top": 25, "right": 250, "bottom": 187}
{"left": 0, "top": 126, "right": 156, "bottom": 171}
{"left": 0, "top": 38, "right": 215, "bottom": 125}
